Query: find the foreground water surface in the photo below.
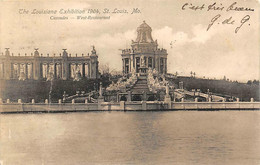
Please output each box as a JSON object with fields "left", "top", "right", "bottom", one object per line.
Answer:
{"left": 1, "top": 111, "right": 260, "bottom": 165}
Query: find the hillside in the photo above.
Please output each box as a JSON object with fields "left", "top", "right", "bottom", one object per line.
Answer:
{"left": 0, "top": 77, "right": 110, "bottom": 103}
{"left": 168, "top": 76, "right": 259, "bottom": 101}
{"left": 0, "top": 75, "right": 259, "bottom": 103}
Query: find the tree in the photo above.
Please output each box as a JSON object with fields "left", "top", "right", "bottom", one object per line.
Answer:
{"left": 99, "top": 63, "right": 110, "bottom": 75}
{"left": 247, "top": 80, "right": 252, "bottom": 85}
{"left": 253, "top": 80, "right": 259, "bottom": 85}
{"left": 190, "top": 71, "right": 193, "bottom": 77}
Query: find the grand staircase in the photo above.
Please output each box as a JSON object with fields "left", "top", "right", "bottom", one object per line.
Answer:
{"left": 130, "top": 75, "right": 150, "bottom": 93}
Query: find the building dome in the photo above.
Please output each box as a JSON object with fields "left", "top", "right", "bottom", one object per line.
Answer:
{"left": 137, "top": 21, "right": 152, "bottom": 30}
{"left": 135, "top": 21, "right": 154, "bottom": 43}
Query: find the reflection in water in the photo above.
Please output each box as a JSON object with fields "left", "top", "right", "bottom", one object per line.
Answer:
{"left": 1, "top": 111, "right": 260, "bottom": 165}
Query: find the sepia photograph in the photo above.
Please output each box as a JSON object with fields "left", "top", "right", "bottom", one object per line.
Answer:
{"left": 0, "top": 0, "right": 259, "bottom": 164}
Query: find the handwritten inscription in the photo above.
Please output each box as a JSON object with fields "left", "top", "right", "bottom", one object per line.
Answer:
{"left": 226, "top": 2, "right": 254, "bottom": 12}
{"left": 182, "top": 2, "right": 254, "bottom": 12}
{"left": 182, "top": 2, "right": 254, "bottom": 33}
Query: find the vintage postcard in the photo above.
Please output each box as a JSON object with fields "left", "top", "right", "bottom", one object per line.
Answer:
{"left": 0, "top": 0, "right": 259, "bottom": 164}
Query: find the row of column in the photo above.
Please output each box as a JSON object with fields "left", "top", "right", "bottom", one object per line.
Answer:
{"left": 0, "top": 61, "right": 95, "bottom": 80}
{"left": 0, "top": 48, "right": 99, "bottom": 80}
{"left": 40, "top": 62, "right": 92, "bottom": 79}
{"left": 11, "top": 63, "right": 33, "bottom": 79}
{"left": 159, "top": 58, "right": 167, "bottom": 74}
{"left": 122, "top": 56, "right": 167, "bottom": 74}
{"left": 69, "top": 63, "right": 91, "bottom": 78}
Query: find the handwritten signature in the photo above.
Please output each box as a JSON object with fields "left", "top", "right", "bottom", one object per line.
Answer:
{"left": 182, "top": 2, "right": 254, "bottom": 34}
{"left": 207, "top": 14, "right": 250, "bottom": 33}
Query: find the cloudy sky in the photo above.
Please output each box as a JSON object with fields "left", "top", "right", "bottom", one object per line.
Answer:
{"left": 0, "top": 0, "right": 259, "bottom": 82}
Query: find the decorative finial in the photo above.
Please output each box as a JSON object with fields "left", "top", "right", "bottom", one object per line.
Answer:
{"left": 91, "top": 45, "right": 96, "bottom": 54}
{"left": 62, "top": 49, "right": 68, "bottom": 57}
{"left": 143, "top": 20, "right": 145, "bottom": 23}
{"left": 5, "top": 48, "right": 10, "bottom": 56}
{"left": 33, "top": 48, "right": 40, "bottom": 56}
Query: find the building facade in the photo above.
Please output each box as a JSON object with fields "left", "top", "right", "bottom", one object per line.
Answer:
{"left": 121, "top": 21, "right": 168, "bottom": 75}
{"left": 0, "top": 47, "right": 99, "bottom": 80}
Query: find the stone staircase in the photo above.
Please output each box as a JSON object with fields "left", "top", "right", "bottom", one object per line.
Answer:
{"left": 130, "top": 75, "right": 150, "bottom": 93}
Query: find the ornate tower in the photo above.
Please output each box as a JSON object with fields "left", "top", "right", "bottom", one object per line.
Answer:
{"left": 121, "top": 21, "right": 168, "bottom": 75}
{"left": 90, "top": 46, "right": 99, "bottom": 79}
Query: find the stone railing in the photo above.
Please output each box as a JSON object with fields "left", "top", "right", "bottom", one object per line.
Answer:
{"left": 0, "top": 98, "right": 259, "bottom": 113}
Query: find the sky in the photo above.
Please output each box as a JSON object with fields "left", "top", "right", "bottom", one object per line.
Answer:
{"left": 0, "top": 0, "right": 259, "bottom": 82}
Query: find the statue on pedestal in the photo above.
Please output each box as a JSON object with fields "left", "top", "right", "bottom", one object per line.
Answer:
{"left": 19, "top": 70, "right": 26, "bottom": 81}
{"left": 165, "top": 83, "right": 169, "bottom": 96}
{"left": 73, "top": 70, "right": 81, "bottom": 81}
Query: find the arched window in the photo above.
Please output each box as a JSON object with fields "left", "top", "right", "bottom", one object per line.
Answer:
{"left": 160, "top": 58, "right": 164, "bottom": 73}
{"left": 42, "top": 63, "right": 48, "bottom": 78}
{"left": 0, "top": 63, "right": 4, "bottom": 78}
{"left": 27, "top": 63, "right": 33, "bottom": 79}
{"left": 70, "top": 63, "right": 76, "bottom": 78}
{"left": 77, "top": 63, "right": 83, "bottom": 75}
{"left": 48, "top": 63, "right": 54, "bottom": 79}
{"left": 136, "top": 57, "right": 140, "bottom": 73}
{"left": 55, "top": 63, "right": 61, "bottom": 78}
{"left": 148, "top": 57, "right": 152, "bottom": 68}
{"left": 12, "top": 63, "right": 19, "bottom": 79}
{"left": 84, "top": 63, "right": 89, "bottom": 77}
{"left": 120, "top": 95, "right": 127, "bottom": 101}
{"left": 132, "top": 95, "right": 142, "bottom": 101}
{"left": 125, "top": 58, "right": 129, "bottom": 74}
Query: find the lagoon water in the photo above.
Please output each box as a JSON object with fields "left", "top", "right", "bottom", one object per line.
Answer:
{"left": 1, "top": 111, "right": 260, "bottom": 165}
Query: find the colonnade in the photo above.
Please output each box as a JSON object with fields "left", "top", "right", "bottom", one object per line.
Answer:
{"left": 0, "top": 48, "right": 99, "bottom": 80}
{"left": 122, "top": 56, "right": 167, "bottom": 74}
